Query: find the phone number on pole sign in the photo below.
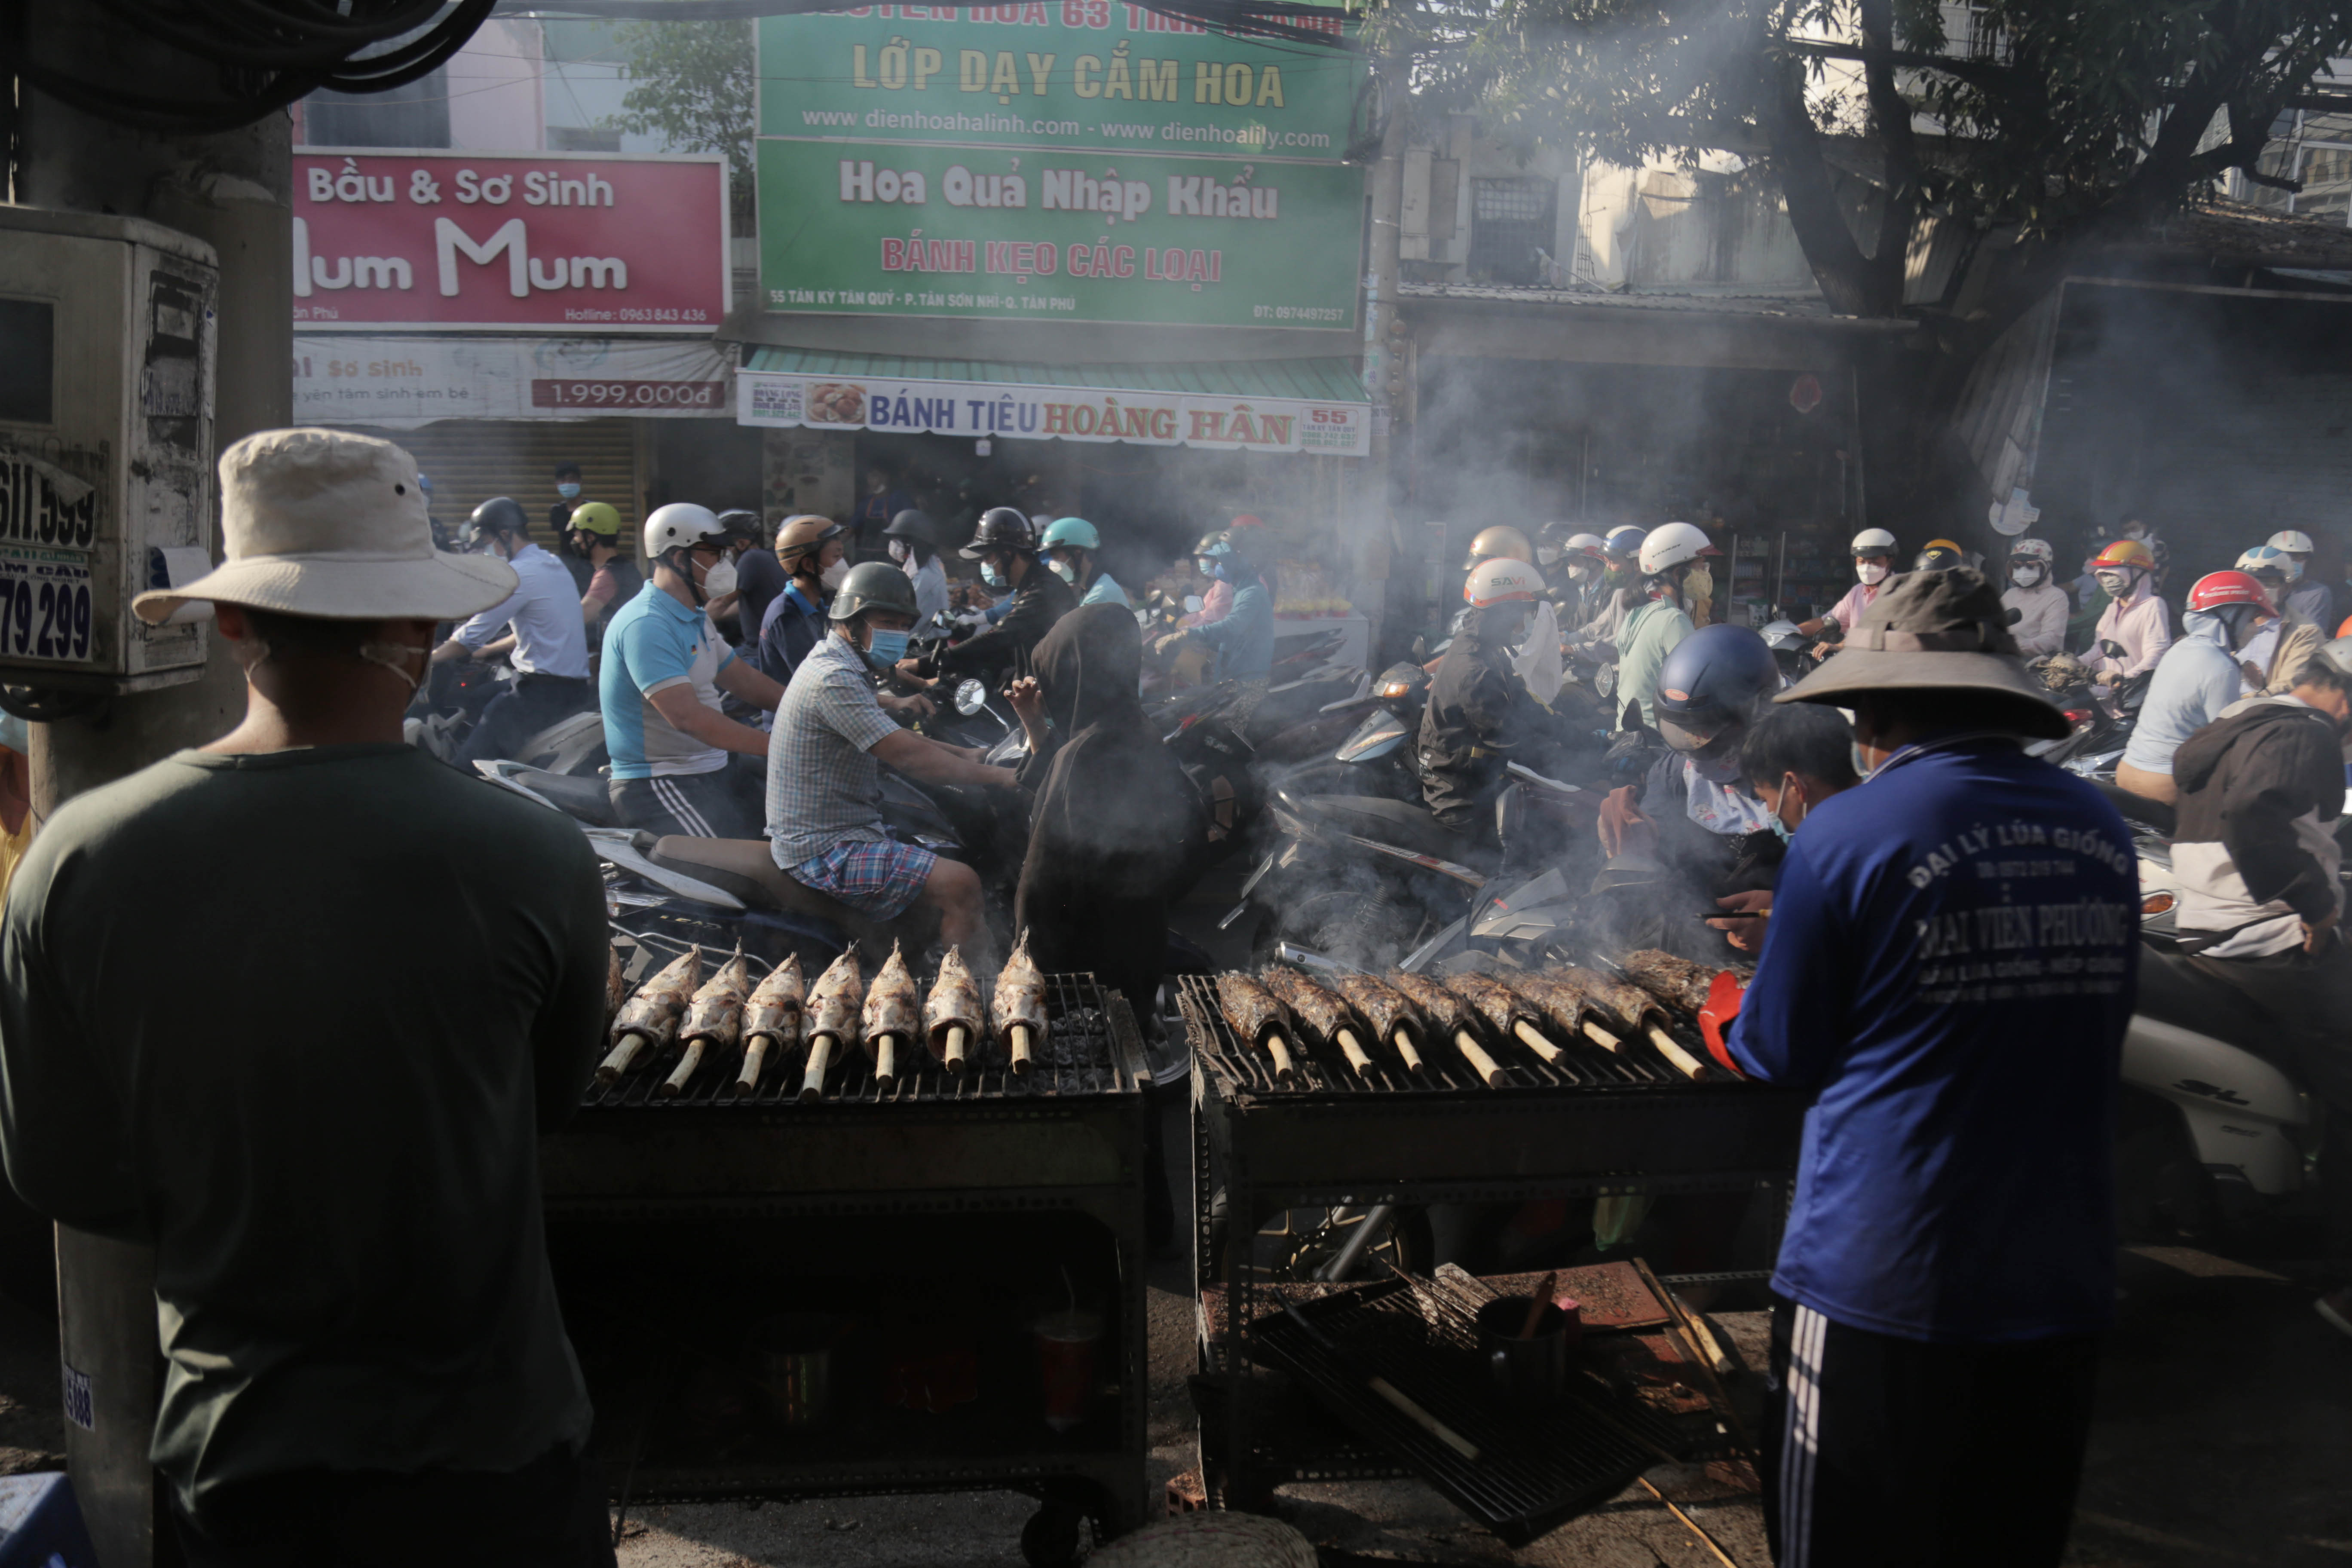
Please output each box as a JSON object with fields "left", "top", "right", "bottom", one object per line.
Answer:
{"left": 0, "top": 553, "right": 93, "bottom": 662}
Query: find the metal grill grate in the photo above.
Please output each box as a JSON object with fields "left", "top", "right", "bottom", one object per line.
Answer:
{"left": 1250, "top": 1274, "right": 1690, "bottom": 1546}
{"left": 1178, "top": 974, "right": 1693, "bottom": 1096}
{"left": 583, "top": 971, "right": 1136, "bottom": 1109}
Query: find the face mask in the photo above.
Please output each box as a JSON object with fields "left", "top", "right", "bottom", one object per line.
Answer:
{"left": 2095, "top": 570, "right": 2130, "bottom": 597}
{"left": 2011, "top": 564, "right": 2044, "bottom": 587}
{"left": 1769, "top": 772, "right": 1807, "bottom": 843}
{"left": 357, "top": 638, "right": 428, "bottom": 691}
{"left": 1047, "top": 557, "right": 1077, "bottom": 584}
{"left": 1537, "top": 546, "right": 1562, "bottom": 566}
{"left": 1566, "top": 561, "right": 1591, "bottom": 581}
{"left": 982, "top": 563, "right": 1008, "bottom": 590}
{"left": 556, "top": 482, "right": 581, "bottom": 500}
{"left": 888, "top": 539, "right": 909, "bottom": 564}
{"left": 820, "top": 558, "right": 850, "bottom": 591}
{"left": 701, "top": 557, "right": 738, "bottom": 597}
{"left": 1850, "top": 741, "right": 1879, "bottom": 782}
{"left": 1857, "top": 561, "right": 1889, "bottom": 586}
{"left": 862, "top": 628, "right": 910, "bottom": 669}
{"left": 2285, "top": 556, "right": 2309, "bottom": 583}
{"left": 1683, "top": 567, "right": 1713, "bottom": 604}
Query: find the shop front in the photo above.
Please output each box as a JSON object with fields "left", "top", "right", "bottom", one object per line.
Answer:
{"left": 290, "top": 147, "right": 743, "bottom": 551}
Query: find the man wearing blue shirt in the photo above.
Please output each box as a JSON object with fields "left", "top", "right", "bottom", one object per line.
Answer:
{"left": 1722, "top": 568, "right": 2137, "bottom": 1567}
{"left": 601, "top": 504, "right": 789, "bottom": 838}
{"left": 432, "top": 497, "right": 594, "bottom": 767}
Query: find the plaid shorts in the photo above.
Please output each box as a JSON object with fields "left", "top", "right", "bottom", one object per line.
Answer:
{"left": 788, "top": 838, "right": 938, "bottom": 920}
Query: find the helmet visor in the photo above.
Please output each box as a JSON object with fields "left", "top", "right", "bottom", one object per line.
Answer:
{"left": 1659, "top": 711, "right": 1730, "bottom": 755}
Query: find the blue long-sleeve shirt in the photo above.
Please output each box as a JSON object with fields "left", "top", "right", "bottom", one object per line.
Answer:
{"left": 1727, "top": 735, "right": 2138, "bottom": 1343}
{"left": 1191, "top": 577, "right": 1272, "bottom": 680}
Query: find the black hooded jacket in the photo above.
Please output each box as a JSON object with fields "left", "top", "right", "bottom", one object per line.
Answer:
{"left": 1417, "top": 610, "right": 1571, "bottom": 828}
{"left": 1014, "top": 606, "right": 1197, "bottom": 1011}
{"left": 935, "top": 561, "right": 1076, "bottom": 684}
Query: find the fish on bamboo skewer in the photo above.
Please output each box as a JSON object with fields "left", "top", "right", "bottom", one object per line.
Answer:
{"left": 1507, "top": 972, "right": 1638, "bottom": 1074}
{"left": 800, "top": 949, "right": 864, "bottom": 1102}
{"left": 1383, "top": 971, "right": 1509, "bottom": 1088}
{"left": 735, "top": 953, "right": 803, "bottom": 1098}
{"left": 605, "top": 946, "right": 629, "bottom": 1020}
{"left": 992, "top": 929, "right": 1049, "bottom": 1075}
{"left": 1214, "top": 972, "right": 1298, "bottom": 1083}
{"left": 1331, "top": 972, "right": 1428, "bottom": 1074}
{"left": 1259, "top": 967, "right": 1375, "bottom": 1075}
{"left": 861, "top": 941, "right": 921, "bottom": 1090}
{"left": 661, "top": 948, "right": 750, "bottom": 1099}
{"left": 597, "top": 946, "right": 701, "bottom": 1083}
{"left": 1620, "top": 949, "right": 1743, "bottom": 1019}
{"left": 1437, "top": 971, "right": 1567, "bottom": 1066}
{"left": 924, "top": 947, "right": 986, "bottom": 1075}
{"left": 1550, "top": 964, "right": 1706, "bottom": 1079}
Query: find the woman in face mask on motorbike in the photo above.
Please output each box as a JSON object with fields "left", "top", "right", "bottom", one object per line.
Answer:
{"left": 753, "top": 513, "right": 848, "bottom": 685}
{"left": 1797, "top": 528, "right": 1898, "bottom": 654}
{"left": 1040, "top": 516, "right": 1129, "bottom": 608}
{"left": 2085, "top": 537, "right": 2173, "bottom": 681}
{"left": 2000, "top": 538, "right": 2069, "bottom": 658}
{"left": 1613, "top": 521, "right": 1717, "bottom": 731}
{"left": 883, "top": 508, "right": 952, "bottom": 627}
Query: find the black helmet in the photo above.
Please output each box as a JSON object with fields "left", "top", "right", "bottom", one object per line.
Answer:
{"left": 830, "top": 560, "right": 919, "bottom": 623}
{"left": 962, "top": 506, "right": 1036, "bottom": 559}
{"left": 885, "top": 508, "right": 939, "bottom": 548}
{"left": 465, "top": 496, "right": 530, "bottom": 546}
{"left": 1915, "top": 544, "right": 1965, "bottom": 573}
{"left": 714, "top": 508, "right": 762, "bottom": 542}
{"left": 1653, "top": 624, "right": 1779, "bottom": 756}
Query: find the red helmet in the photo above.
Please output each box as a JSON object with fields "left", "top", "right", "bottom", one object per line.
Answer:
{"left": 2187, "top": 570, "right": 2275, "bottom": 616}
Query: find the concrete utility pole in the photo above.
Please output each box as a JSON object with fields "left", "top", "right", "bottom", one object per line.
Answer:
{"left": 15, "top": 10, "right": 290, "bottom": 1565}
{"left": 1357, "top": 50, "right": 1409, "bottom": 660}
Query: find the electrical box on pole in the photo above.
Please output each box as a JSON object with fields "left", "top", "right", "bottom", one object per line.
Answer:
{"left": 0, "top": 206, "right": 217, "bottom": 695}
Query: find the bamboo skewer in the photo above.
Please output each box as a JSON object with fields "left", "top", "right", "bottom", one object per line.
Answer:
{"left": 1584, "top": 1020, "right": 1623, "bottom": 1050}
{"left": 1518, "top": 1271, "right": 1558, "bottom": 1338}
{"left": 735, "top": 1034, "right": 773, "bottom": 1097}
{"left": 1391, "top": 1027, "right": 1424, "bottom": 1074}
{"left": 1645, "top": 1023, "right": 1706, "bottom": 1079}
{"left": 659, "top": 1039, "right": 707, "bottom": 1098}
{"left": 1333, "top": 1026, "right": 1373, "bottom": 1075}
{"left": 799, "top": 1034, "right": 835, "bottom": 1102}
{"left": 1636, "top": 1476, "right": 1741, "bottom": 1568}
{"left": 1264, "top": 1029, "right": 1296, "bottom": 1083}
{"left": 1009, "top": 1022, "right": 1033, "bottom": 1075}
{"left": 1370, "top": 1375, "right": 1479, "bottom": 1460}
{"left": 1452, "top": 1029, "right": 1507, "bottom": 1088}
{"left": 944, "top": 1024, "right": 968, "bottom": 1074}
{"left": 1512, "top": 1020, "right": 1564, "bottom": 1064}
{"left": 597, "top": 1030, "right": 652, "bottom": 1083}
{"left": 874, "top": 1032, "right": 900, "bottom": 1090}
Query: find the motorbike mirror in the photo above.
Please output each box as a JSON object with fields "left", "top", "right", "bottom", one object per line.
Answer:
{"left": 953, "top": 678, "right": 988, "bottom": 717}
{"left": 2005, "top": 607, "right": 2022, "bottom": 625}
{"left": 2099, "top": 639, "right": 2127, "bottom": 659}
{"left": 1183, "top": 594, "right": 1204, "bottom": 614}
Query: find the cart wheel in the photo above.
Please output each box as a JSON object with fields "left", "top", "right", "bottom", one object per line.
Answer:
{"left": 1021, "top": 1503, "right": 1087, "bottom": 1568}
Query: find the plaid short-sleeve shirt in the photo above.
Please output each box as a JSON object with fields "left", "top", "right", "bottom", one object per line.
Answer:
{"left": 766, "top": 632, "right": 905, "bottom": 867}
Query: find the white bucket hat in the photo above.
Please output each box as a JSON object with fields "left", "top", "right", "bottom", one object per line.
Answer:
{"left": 132, "top": 428, "right": 516, "bottom": 625}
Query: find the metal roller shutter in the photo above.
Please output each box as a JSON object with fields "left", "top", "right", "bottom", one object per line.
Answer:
{"left": 350, "top": 419, "right": 642, "bottom": 544}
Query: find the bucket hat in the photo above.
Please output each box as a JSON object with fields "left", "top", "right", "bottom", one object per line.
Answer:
{"left": 1777, "top": 566, "right": 2069, "bottom": 738}
{"left": 133, "top": 428, "right": 515, "bottom": 625}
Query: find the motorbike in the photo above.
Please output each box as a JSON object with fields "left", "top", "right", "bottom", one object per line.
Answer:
{"left": 2028, "top": 643, "right": 2150, "bottom": 778}
{"left": 1259, "top": 659, "right": 1430, "bottom": 802}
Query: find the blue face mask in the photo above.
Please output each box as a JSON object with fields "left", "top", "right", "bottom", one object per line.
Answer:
{"left": 863, "top": 628, "right": 910, "bottom": 670}
{"left": 556, "top": 482, "right": 581, "bottom": 499}
{"left": 981, "top": 562, "right": 1007, "bottom": 590}
{"left": 1850, "top": 742, "right": 1878, "bottom": 782}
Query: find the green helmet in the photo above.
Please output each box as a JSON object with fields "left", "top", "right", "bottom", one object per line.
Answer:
{"left": 830, "top": 560, "right": 919, "bottom": 623}
{"left": 567, "top": 500, "right": 623, "bottom": 538}
{"left": 1041, "top": 516, "right": 1101, "bottom": 551}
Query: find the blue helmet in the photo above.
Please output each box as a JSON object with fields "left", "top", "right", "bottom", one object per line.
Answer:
{"left": 1041, "top": 516, "right": 1101, "bottom": 551}
{"left": 1604, "top": 526, "right": 1647, "bottom": 559}
{"left": 1654, "top": 624, "right": 1780, "bottom": 756}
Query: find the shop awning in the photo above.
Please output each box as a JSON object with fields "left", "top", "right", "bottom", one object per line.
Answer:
{"left": 735, "top": 348, "right": 1369, "bottom": 458}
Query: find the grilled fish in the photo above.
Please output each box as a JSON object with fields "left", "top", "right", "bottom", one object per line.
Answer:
{"left": 1439, "top": 971, "right": 1562, "bottom": 1064}
{"left": 1384, "top": 971, "right": 1508, "bottom": 1087}
{"left": 861, "top": 941, "right": 921, "bottom": 1087}
{"left": 597, "top": 946, "right": 701, "bottom": 1082}
{"left": 605, "top": 946, "right": 628, "bottom": 1019}
{"left": 1620, "top": 949, "right": 1732, "bottom": 1019}
{"left": 1215, "top": 972, "right": 1297, "bottom": 1082}
{"left": 924, "top": 946, "right": 986, "bottom": 1074}
{"left": 992, "top": 929, "right": 1049, "bottom": 1074}
{"left": 663, "top": 949, "right": 750, "bottom": 1099}
{"left": 1259, "top": 968, "right": 1372, "bottom": 1075}
{"left": 799, "top": 949, "right": 864, "bottom": 1101}
{"left": 1549, "top": 964, "right": 1704, "bottom": 1079}
{"left": 736, "top": 953, "right": 804, "bottom": 1097}
{"left": 1332, "top": 973, "right": 1428, "bottom": 1073}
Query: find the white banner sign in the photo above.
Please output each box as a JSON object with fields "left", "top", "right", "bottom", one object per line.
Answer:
{"left": 736, "top": 368, "right": 1366, "bottom": 457}
{"left": 293, "top": 334, "right": 732, "bottom": 426}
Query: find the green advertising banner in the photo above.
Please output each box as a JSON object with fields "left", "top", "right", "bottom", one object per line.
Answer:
{"left": 755, "top": 2, "right": 1364, "bottom": 329}
{"left": 756, "top": 4, "right": 1359, "bottom": 159}
{"left": 756, "top": 138, "right": 1361, "bottom": 328}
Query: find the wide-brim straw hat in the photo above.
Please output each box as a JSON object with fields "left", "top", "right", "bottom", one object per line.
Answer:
{"left": 133, "top": 427, "right": 515, "bottom": 625}
{"left": 1778, "top": 565, "right": 2071, "bottom": 738}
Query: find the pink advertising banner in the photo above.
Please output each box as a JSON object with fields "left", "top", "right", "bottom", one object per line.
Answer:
{"left": 291, "top": 149, "right": 730, "bottom": 332}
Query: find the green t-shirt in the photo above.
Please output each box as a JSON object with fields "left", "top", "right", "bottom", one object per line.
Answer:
{"left": 0, "top": 744, "right": 609, "bottom": 1511}
{"left": 1617, "top": 597, "right": 1695, "bottom": 730}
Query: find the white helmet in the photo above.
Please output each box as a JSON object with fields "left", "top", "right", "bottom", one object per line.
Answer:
{"left": 2269, "top": 530, "right": 2315, "bottom": 555}
{"left": 644, "top": 502, "right": 726, "bottom": 561}
{"left": 1463, "top": 556, "right": 1546, "bottom": 607}
{"left": 1565, "top": 531, "right": 1608, "bottom": 557}
{"left": 1638, "top": 520, "right": 1715, "bottom": 576}
{"left": 1850, "top": 527, "right": 1897, "bottom": 557}
{"left": 2008, "top": 538, "right": 2054, "bottom": 564}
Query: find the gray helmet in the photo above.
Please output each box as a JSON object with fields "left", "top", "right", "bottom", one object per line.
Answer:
{"left": 464, "top": 496, "right": 530, "bottom": 547}
{"left": 830, "top": 560, "right": 919, "bottom": 623}
{"left": 884, "top": 508, "right": 938, "bottom": 548}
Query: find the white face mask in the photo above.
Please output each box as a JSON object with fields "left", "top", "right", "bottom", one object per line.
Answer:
{"left": 888, "top": 539, "right": 910, "bottom": 564}
{"left": 1566, "top": 561, "right": 1591, "bottom": 580}
{"left": 357, "top": 638, "right": 429, "bottom": 691}
{"left": 2095, "top": 569, "right": 2131, "bottom": 597}
{"left": 820, "top": 558, "right": 850, "bottom": 591}
{"left": 1857, "top": 560, "right": 1889, "bottom": 586}
{"left": 2011, "top": 564, "right": 2045, "bottom": 587}
{"left": 701, "top": 557, "right": 738, "bottom": 597}
{"left": 1537, "top": 546, "right": 1563, "bottom": 566}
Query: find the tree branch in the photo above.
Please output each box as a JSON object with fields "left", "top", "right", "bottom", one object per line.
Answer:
{"left": 1756, "top": 52, "right": 1886, "bottom": 315}
{"left": 1858, "top": 0, "right": 1919, "bottom": 305}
